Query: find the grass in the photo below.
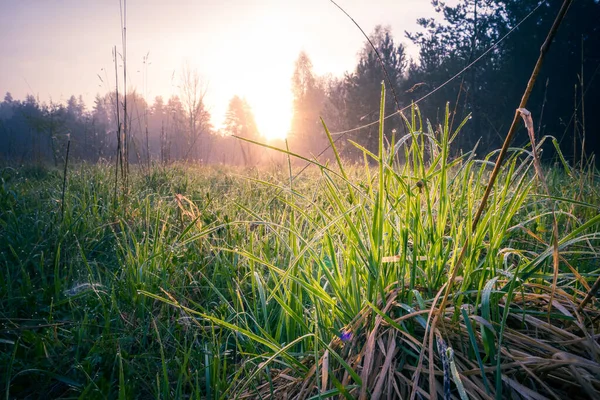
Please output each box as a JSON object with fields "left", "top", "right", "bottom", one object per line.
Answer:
{"left": 1, "top": 99, "right": 599, "bottom": 399}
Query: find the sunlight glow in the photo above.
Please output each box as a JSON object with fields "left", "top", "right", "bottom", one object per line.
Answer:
{"left": 214, "top": 12, "right": 298, "bottom": 142}
{"left": 251, "top": 90, "right": 293, "bottom": 141}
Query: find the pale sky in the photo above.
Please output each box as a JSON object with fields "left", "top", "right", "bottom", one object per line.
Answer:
{"left": 0, "top": 0, "right": 440, "bottom": 139}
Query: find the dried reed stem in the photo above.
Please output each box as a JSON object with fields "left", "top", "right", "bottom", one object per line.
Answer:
{"left": 60, "top": 138, "right": 70, "bottom": 222}
{"left": 439, "top": 0, "right": 575, "bottom": 313}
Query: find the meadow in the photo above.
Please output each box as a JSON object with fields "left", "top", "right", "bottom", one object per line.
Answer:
{"left": 1, "top": 106, "right": 600, "bottom": 399}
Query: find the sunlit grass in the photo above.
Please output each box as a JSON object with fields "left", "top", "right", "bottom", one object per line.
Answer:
{"left": 1, "top": 91, "right": 599, "bottom": 398}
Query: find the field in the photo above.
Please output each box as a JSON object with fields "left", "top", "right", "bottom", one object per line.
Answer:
{"left": 1, "top": 111, "right": 600, "bottom": 399}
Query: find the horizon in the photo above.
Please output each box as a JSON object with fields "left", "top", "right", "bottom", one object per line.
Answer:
{"left": 0, "top": 0, "right": 440, "bottom": 140}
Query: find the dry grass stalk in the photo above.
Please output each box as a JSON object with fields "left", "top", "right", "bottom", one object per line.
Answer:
{"left": 238, "top": 283, "right": 600, "bottom": 399}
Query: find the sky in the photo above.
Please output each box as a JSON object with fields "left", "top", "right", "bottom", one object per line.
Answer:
{"left": 0, "top": 0, "right": 441, "bottom": 140}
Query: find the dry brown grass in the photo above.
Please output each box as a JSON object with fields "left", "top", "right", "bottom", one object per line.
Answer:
{"left": 239, "top": 283, "right": 600, "bottom": 399}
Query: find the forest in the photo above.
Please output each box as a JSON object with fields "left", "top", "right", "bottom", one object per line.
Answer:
{"left": 1, "top": 0, "right": 598, "bottom": 167}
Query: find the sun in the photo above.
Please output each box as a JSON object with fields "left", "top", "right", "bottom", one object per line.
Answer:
{"left": 251, "top": 90, "right": 293, "bottom": 141}
{"left": 231, "top": 67, "right": 294, "bottom": 142}
{"left": 230, "top": 16, "right": 297, "bottom": 142}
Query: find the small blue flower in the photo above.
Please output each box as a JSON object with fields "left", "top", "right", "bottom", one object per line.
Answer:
{"left": 339, "top": 330, "right": 352, "bottom": 342}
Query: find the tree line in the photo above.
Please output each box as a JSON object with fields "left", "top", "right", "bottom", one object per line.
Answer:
{"left": 0, "top": 80, "right": 270, "bottom": 166}
{"left": 1, "top": 0, "right": 598, "bottom": 166}
{"left": 289, "top": 0, "right": 599, "bottom": 164}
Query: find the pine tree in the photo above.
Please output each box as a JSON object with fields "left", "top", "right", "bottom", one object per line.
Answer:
{"left": 406, "top": 0, "right": 600, "bottom": 158}
{"left": 344, "top": 26, "right": 407, "bottom": 156}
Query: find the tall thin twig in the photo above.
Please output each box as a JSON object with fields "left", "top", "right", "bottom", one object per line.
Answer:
{"left": 579, "top": 35, "right": 587, "bottom": 167}
{"left": 439, "top": 0, "right": 575, "bottom": 313}
{"left": 60, "top": 138, "right": 71, "bottom": 223}
{"left": 144, "top": 52, "right": 151, "bottom": 172}
{"left": 113, "top": 46, "right": 122, "bottom": 210}
{"left": 120, "top": 0, "right": 129, "bottom": 194}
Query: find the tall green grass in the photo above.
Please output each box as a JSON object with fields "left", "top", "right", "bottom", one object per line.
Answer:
{"left": 1, "top": 94, "right": 599, "bottom": 398}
